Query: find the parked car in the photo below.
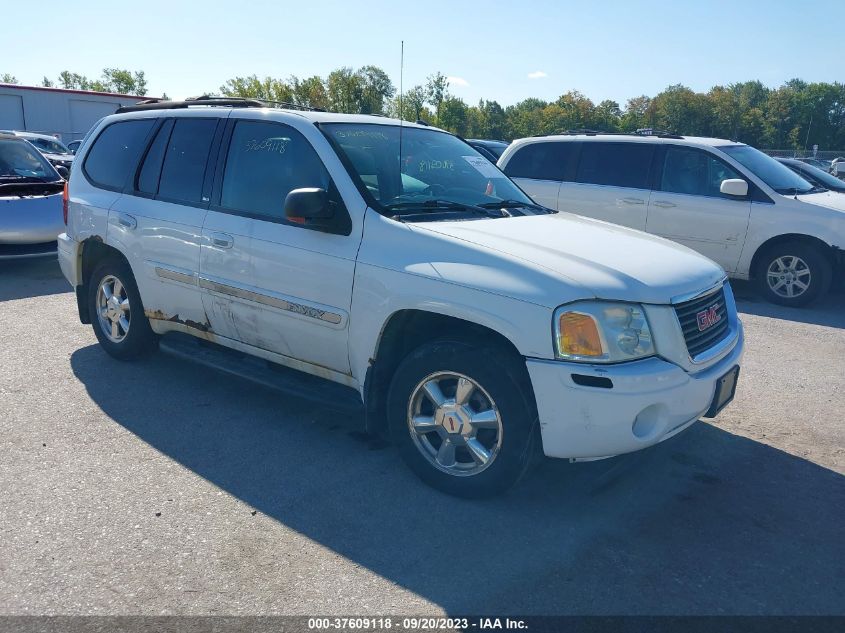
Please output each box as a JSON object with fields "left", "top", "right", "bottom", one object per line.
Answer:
{"left": 794, "top": 157, "right": 831, "bottom": 172}
{"left": 776, "top": 157, "right": 845, "bottom": 193}
{"left": 58, "top": 98, "right": 743, "bottom": 497}
{"left": 500, "top": 133, "right": 845, "bottom": 306}
{"left": 466, "top": 139, "right": 510, "bottom": 163}
{"left": 832, "top": 157, "right": 845, "bottom": 179}
{"left": 1, "top": 130, "right": 74, "bottom": 171}
{"left": 0, "top": 133, "right": 66, "bottom": 259}
{"left": 67, "top": 139, "right": 82, "bottom": 155}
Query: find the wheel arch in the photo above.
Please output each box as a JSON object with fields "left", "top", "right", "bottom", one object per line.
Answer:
{"left": 76, "top": 237, "right": 131, "bottom": 324}
{"left": 362, "top": 308, "right": 533, "bottom": 436}
{"left": 749, "top": 233, "right": 838, "bottom": 279}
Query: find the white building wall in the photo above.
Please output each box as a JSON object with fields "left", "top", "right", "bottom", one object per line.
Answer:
{"left": 0, "top": 84, "right": 145, "bottom": 142}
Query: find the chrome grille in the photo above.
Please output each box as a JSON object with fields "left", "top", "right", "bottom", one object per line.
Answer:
{"left": 674, "top": 285, "right": 731, "bottom": 358}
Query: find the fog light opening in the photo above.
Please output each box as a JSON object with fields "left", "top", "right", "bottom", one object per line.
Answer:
{"left": 632, "top": 405, "right": 663, "bottom": 440}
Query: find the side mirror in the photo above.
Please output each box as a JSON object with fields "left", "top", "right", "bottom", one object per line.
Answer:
{"left": 55, "top": 166, "right": 70, "bottom": 180}
{"left": 720, "top": 178, "right": 748, "bottom": 198}
{"left": 284, "top": 187, "right": 332, "bottom": 221}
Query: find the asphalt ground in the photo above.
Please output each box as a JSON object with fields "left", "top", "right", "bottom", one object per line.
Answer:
{"left": 1, "top": 258, "right": 843, "bottom": 616}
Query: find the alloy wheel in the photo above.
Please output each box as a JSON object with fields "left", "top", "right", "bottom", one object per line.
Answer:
{"left": 96, "top": 274, "right": 131, "bottom": 343}
{"left": 406, "top": 371, "right": 503, "bottom": 477}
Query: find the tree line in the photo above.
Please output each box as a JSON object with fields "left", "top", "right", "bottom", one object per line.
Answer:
{"left": 5, "top": 67, "right": 845, "bottom": 149}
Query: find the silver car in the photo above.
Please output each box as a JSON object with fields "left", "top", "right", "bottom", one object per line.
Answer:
{"left": 0, "top": 134, "right": 65, "bottom": 259}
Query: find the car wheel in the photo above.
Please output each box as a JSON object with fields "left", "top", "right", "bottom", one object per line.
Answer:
{"left": 88, "top": 258, "right": 158, "bottom": 360}
{"left": 387, "top": 339, "right": 538, "bottom": 498}
{"left": 755, "top": 242, "right": 831, "bottom": 307}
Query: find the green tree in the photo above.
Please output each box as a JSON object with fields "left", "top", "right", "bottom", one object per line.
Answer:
{"left": 425, "top": 72, "right": 450, "bottom": 124}
{"left": 219, "top": 75, "right": 294, "bottom": 102}
{"left": 1, "top": 73, "right": 19, "bottom": 84}
{"left": 290, "top": 75, "right": 329, "bottom": 110}
{"left": 357, "top": 65, "right": 395, "bottom": 115}
{"left": 438, "top": 97, "right": 469, "bottom": 135}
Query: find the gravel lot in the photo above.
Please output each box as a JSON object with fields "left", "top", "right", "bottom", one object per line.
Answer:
{"left": 1, "top": 258, "right": 843, "bottom": 616}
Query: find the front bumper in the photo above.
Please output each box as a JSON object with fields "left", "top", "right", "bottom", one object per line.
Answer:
{"left": 526, "top": 323, "right": 744, "bottom": 459}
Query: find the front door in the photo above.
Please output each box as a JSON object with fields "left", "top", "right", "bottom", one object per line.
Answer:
{"left": 646, "top": 145, "right": 751, "bottom": 273}
{"left": 199, "top": 118, "right": 361, "bottom": 375}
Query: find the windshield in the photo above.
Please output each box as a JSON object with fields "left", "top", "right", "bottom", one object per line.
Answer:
{"left": 27, "top": 136, "right": 72, "bottom": 155}
{"left": 720, "top": 145, "right": 815, "bottom": 195}
{"left": 322, "top": 123, "right": 535, "bottom": 216}
{"left": 0, "top": 139, "right": 59, "bottom": 179}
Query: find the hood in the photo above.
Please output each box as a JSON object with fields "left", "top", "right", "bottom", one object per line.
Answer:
{"left": 796, "top": 191, "right": 845, "bottom": 213}
{"left": 412, "top": 212, "right": 726, "bottom": 304}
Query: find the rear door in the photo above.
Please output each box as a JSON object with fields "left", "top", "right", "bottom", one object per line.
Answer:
{"left": 646, "top": 145, "right": 751, "bottom": 272}
{"left": 199, "top": 117, "right": 359, "bottom": 374}
{"left": 557, "top": 141, "right": 656, "bottom": 230}
{"left": 501, "top": 141, "right": 575, "bottom": 208}
{"left": 109, "top": 114, "right": 222, "bottom": 327}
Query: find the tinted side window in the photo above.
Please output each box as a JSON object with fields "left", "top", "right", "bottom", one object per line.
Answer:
{"left": 220, "top": 120, "right": 330, "bottom": 220}
{"left": 136, "top": 119, "right": 173, "bottom": 195}
{"left": 661, "top": 146, "right": 742, "bottom": 198}
{"left": 157, "top": 118, "right": 218, "bottom": 204}
{"left": 84, "top": 119, "right": 155, "bottom": 189}
{"left": 504, "top": 142, "right": 574, "bottom": 181}
{"left": 576, "top": 142, "right": 655, "bottom": 189}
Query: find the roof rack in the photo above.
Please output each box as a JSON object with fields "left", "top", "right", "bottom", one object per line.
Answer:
{"left": 531, "top": 128, "right": 685, "bottom": 140}
{"left": 116, "top": 95, "right": 324, "bottom": 114}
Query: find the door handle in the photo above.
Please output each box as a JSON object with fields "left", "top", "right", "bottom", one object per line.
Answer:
{"left": 653, "top": 201, "right": 677, "bottom": 208}
{"left": 210, "top": 232, "right": 234, "bottom": 249}
{"left": 620, "top": 197, "right": 645, "bottom": 205}
{"left": 117, "top": 213, "right": 137, "bottom": 229}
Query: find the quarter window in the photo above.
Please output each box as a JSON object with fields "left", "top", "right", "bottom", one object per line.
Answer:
{"left": 660, "top": 146, "right": 743, "bottom": 198}
{"left": 220, "top": 120, "right": 330, "bottom": 220}
{"left": 576, "top": 142, "right": 655, "bottom": 189}
{"left": 504, "top": 142, "right": 574, "bottom": 181}
{"left": 84, "top": 119, "right": 155, "bottom": 189}
{"left": 157, "top": 118, "right": 218, "bottom": 204}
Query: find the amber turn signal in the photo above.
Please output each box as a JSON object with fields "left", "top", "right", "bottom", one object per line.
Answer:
{"left": 558, "top": 312, "right": 604, "bottom": 357}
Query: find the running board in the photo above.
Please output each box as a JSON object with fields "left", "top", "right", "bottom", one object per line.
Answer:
{"left": 159, "top": 333, "right": 364, "bottom": 415}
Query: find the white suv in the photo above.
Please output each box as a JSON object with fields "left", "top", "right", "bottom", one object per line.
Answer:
{"left": 499, "top": 133, "right": 845, "bottom": 306}
{"left": 58, "top": 98, "right": 743, "bottom": 497}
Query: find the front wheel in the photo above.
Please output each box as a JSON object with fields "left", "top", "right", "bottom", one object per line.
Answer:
{"left": 387, "top": 340, "right": 538, "bottom": 498}
{"left": 755, "top": 242, "right": 831, "bottom": 307}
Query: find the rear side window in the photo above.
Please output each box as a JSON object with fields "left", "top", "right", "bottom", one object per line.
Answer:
{"left": 84, "top": 119, "right": 155, "bottom": 189}
{"left": 157, "top": 118, "right": 218, "bottom": 204}
{"left": 219, "top": 120, "right": 330, "bottom": 221}
{"left": 576, "top": 142, "right": 655, "bottom": 189}
{"left": 660, "top": 146, "right": 743, "bottom": 198}
{"left": 504, "top": 142, "right": 574, "bottom": 181}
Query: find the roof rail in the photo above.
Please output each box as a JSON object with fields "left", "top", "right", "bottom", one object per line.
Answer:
{"left": 635, "top": 127, "right": 683, "bottom": 139}
{"left": 116, "top": 95, "right": 325, "bottom": 114}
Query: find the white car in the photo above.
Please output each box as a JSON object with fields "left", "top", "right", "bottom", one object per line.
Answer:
{"left": 499, "top": 133, "right": 845, "bottom": 306}
{"left": 58, "top": 98, "right": 743, "bottom": 497}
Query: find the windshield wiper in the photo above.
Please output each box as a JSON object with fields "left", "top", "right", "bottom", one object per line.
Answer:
{"left": 385, "top": 199, "right": 506, "bottom": 219}
{"left": 478, "top": 199, "right": 552, "bottom": 213}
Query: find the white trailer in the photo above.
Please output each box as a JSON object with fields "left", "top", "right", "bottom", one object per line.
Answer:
{"left": 0, "top": 84, "right": 148, "bottom": 143}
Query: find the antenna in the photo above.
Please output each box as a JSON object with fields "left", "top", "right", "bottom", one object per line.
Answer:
{"left": 399, "top": 40, "right": 404, "bottom": 177}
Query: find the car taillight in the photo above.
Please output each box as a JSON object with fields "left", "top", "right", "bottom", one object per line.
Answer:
{"left": 62, "top": 181, "right": 69, "bottom": 225}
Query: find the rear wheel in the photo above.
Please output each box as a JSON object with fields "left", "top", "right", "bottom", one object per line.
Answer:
{"left": 387, "top": 339, "right": 538, "bottom": 498}
{"left": 755, "top": 242, "right": 831, "bottom": 307}
{"left": 88, "top": 258, "right": 158, "bottom": 359}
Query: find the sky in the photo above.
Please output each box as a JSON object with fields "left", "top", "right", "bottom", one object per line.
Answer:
{"left": 2, "top": 0, "right": 842, "bottom": 107}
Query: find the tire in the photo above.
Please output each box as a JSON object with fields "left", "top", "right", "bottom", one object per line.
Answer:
{"left": 88, "top": 257, "right": 158, "bottom": 360}
{"left": 387, "top": 339, "right": 539, "bottom": 498}
{"left": 754, "top": 242, "right": 831, "bottom": 307}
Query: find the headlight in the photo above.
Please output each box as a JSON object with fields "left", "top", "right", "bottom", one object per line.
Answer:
{"left": 554, "top": 301, "right": 655, "bottom": 362}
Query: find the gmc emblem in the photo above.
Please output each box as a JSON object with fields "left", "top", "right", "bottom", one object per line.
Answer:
{"left": 696, "top": 305, "right": 721, "bottom": 331}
